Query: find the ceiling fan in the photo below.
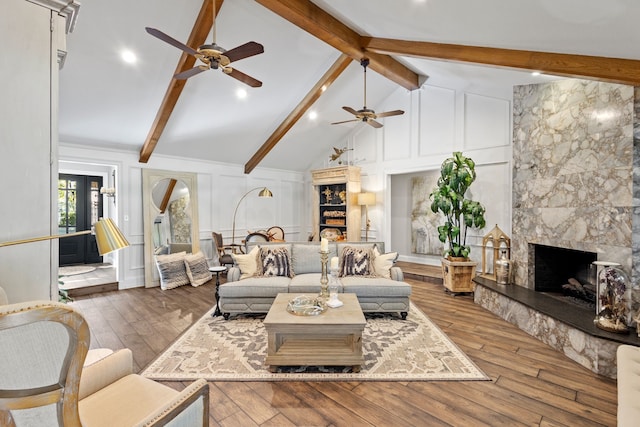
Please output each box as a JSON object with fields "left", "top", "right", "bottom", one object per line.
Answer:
{"left": 332, "top": 59, "right": 404, "bottom": 128}
{"left": 145, "top": 1, "right": 264, "bottom": 87}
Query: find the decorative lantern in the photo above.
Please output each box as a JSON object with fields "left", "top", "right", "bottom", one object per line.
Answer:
{"left": 481, "top": 224, "right": 511, "bottom": 280}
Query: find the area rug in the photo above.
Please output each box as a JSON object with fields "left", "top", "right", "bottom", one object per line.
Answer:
{"left": 141, "top": 303, "right": 489, "bottom": 382}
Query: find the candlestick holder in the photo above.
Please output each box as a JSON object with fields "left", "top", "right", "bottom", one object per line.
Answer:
{"left": 319, "top": 250, "right": 329, "bottom": 300}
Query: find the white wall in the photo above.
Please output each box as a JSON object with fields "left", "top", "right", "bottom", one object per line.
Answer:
{"left": 0, "top": 1, "right": 68, "bottom": 303}
{"left": 59, "top": 144, "right": 306, "bottom": 289}
{"left": 351, "top": 82, "right": 514, "bottom": 266}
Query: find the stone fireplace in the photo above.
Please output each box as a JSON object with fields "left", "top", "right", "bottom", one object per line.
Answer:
{"left": 511, "top": 80, "right": 636, "bottom": 290}
{"left": 475, "top": 80, "right": 640, "bottom": 379}
{"left": 530, "top": 244, "right": 597, "bottom": 309}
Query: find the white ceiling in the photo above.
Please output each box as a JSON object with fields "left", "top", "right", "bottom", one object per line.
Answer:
{"left": 58, "top": 0, "right": 640, "bottom": 172}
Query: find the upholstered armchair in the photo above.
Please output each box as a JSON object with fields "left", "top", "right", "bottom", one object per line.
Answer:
{"left": 0, "top": 300, "right": 209, "bottom": 426}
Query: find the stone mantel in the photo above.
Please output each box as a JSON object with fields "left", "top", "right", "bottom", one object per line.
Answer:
{"left": 474, "top": 276, "right": 640, "bottom": 378}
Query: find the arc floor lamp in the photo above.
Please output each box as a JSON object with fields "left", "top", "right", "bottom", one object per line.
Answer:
{"left": 231, "top": 187, "right": 273, "bottom": 247}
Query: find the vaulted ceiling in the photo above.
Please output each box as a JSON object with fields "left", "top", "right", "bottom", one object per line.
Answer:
{"left": 59, "top": 0, "right": 640, "bottom": 173}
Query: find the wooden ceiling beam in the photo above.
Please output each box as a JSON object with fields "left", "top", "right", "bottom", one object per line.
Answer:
{"left": 244, "top": 54, "right": 352, "bottom": 174}
{"left": 363, "top": 37, "right": 640, "bottom": 86}
{"left": 254, "top": 0, "right": 422, "bottom": 91}
{"left": 139, "top": 0, "right": 223, "bottom": 163}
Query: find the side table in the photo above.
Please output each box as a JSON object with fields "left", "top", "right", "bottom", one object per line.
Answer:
{"left": 209, "top": 266, "right": 227, "bottom": 317}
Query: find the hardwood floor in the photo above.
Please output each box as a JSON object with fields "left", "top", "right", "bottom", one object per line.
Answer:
{"left": 70, "top": 276, "right": 618, "bottom": 426}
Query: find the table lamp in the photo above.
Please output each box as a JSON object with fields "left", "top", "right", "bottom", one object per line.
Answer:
{"left": 357, "top": 192, "right": 375, "bottom": 242}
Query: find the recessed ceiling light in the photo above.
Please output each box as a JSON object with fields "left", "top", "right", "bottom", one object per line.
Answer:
{"left": 321, "top": 85, "right": 327, "bottom": 92}
{"left": 120, "top": 49, "right": 137, "bottom": 64}
{"left": 236, "top": 88, "right": 247, "bottom": 99}
{"left": 531, "top": 71, "right": 541, "bottom": 76}
{"left": 309, "top": 111, "right": 318, "bottom": 120}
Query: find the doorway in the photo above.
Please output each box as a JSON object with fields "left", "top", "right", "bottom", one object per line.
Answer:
{"left": 58, "top": 174, "right": 103, "bottom": 266}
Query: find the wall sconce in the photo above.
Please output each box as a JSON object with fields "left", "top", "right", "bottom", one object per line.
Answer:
{"left": 231, "top": 187, "right": 273, "bottom": 248}
{"left": 357, "top": 192, "right": 376, "bottom": 242}
{"left": 481, "top": 224, "right": 511, "bottom": 280}
{"left": 100, "top": 186, "right": 116, "bottom": 203}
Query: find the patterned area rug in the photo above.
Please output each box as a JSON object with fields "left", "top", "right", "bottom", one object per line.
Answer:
{"left": 141, "top": 303, "right": 489, "bottom": 382}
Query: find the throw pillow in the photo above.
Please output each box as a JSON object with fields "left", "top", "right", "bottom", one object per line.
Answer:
{"left": 339, "top": 246, "right": 373, "bottom": 277}
{"left": 260, "top": 246, "right": 294, "bottom": 278}
{"left": 184, "top": 251, "right": 212, "bottom": 287}
{"left": 372, "top": 246, "right": 398, "bottom": 279}
{"left": 155, "top": 252, "right": 190, "bottom": 290}
{"left": 232, "top": 246, "right": 260, "bottom": 279}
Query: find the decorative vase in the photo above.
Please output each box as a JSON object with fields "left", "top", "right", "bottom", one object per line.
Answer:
{"left": 495, "top": 250, "right": 512, "bottom": 285}
{"left": 595, "top": 266, "right": 631, "bottom": 334}
{"left": 327, "top": 269, "right": 343, "bottom": 308}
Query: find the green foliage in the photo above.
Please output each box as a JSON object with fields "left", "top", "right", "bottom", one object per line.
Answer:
{"left": 429, "top": 152, "right": 486, "bottom": 258}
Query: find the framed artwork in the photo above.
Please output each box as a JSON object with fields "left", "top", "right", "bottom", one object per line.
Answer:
{"left": 411, "top": 174, "right": 444, "bottom": 256}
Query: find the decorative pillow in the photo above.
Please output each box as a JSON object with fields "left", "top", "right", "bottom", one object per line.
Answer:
{"left": 184, "top": 251, "right": 212, "bottom": 287}
{"left": 232, "top": 246, "right": 261, "bottom": 279}
{"left": 339, "top": 246, "right": 373, "bottom": 277}
{"left": 155, "top": 252, "right": 190, "bottom": 290}
{"left": 372, "top": 246, "right": 398, "bottom": 279}
{"left": 260, "top": 246, "right": 294, "bottom": 278}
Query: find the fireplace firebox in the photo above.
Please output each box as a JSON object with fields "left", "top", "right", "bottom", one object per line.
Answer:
{"left": 530, "top": 244, "right": 597, "bottom": 307}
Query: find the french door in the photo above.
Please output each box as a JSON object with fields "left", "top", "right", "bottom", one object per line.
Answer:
{"left": 58, "top": 174, "right": 103, "bottom": 266}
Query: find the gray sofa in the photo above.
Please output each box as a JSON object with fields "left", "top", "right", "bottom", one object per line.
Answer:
{"left": 218, "top": 241, "right": 411, "bottom": 319}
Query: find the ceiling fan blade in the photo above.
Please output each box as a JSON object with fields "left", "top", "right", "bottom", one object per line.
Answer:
{"left": 376, "top": 109, "right": 405, "bottom": 118}
{"left": 174, "top": 65, "right": 208, "bottom": 80}
{"left": 367, "top": 119, "right": 383, "bottom": 128}
{"left": 331, "top": 119, "right": 360, "bottom": 125}
{"left": 224, "top": 41, "right": 264, "bottom": 63}
{"left": 145, "top": 27, "right": 199, "bottom": 56}
{"left": 342, "top": 106, "right": 359, "bottom": 116}
{"left": 226, "top": 68, "right": 262, "bottom": 88}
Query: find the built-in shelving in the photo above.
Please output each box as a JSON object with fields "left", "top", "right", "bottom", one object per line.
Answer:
{"left": 311, "top": 166, "right": 361, "bottom": 242}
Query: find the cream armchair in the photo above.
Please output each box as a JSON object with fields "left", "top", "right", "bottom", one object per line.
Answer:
{"left": 0, "top": 300, "right": 209, "bottom": 426}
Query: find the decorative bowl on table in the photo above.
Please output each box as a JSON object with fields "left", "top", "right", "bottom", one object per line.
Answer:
{"left": 286, "top": 295, "right": 327, "bottom": 316}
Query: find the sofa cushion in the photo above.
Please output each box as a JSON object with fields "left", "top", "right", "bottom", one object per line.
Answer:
{"left": 341, "top": 277, "right": 412, "bottom": 297}
{"left": 232, "top": 246, "right": 260, "bottom": 279}
{"left": 184, "top": 251, "right": 212, "bottom": 287}
{"left": 155, "top": 252, "right": 190, "bottom": 290}
{"left": 79, "top": 374, "right": 177, "bottom": 427}
{"left": 291, "top": 243, "right": 337, "bottom": 274}
{"left": 372, "top": 247, "right": 398, "bottom": 279}
{"left": 219, "top": 277, "right": 290, "bottom": 298}
{"left": 259, "top": 246, "right": 293, "bottom": 278}
{"left": 288, "top": 273, "right": 339, "bottom": 293}
{"left": 339, "top": 246, "right": 374, "bottom": 277}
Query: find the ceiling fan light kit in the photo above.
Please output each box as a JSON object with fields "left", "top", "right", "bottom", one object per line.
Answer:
{"left": 145, "top": 0, "right": 264, "bottom": 87}
{"left": 331, "top": 58, "right": 404, "bottom": 128}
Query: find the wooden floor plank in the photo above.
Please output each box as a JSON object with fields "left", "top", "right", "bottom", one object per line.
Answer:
{"left": 70, "top": 267, "right": 619, "bottom": 427}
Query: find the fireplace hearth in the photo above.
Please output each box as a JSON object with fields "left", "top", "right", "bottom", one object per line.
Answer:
{"left": 530, "top": 244, "right": 597, "bottom": 309}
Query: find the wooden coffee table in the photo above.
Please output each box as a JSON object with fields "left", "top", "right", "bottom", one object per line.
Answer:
{"left": 263, "top": 293, "right": 366, "bottom": 372}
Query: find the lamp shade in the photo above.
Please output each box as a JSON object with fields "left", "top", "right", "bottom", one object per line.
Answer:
{"left": 357, "top": 192, "right": 376, "bottom": 206}
{"left": 94, "top": 218, "right": 130, "bottom": 255}
{"left": 258, "top": 187, "right": 273, "bottom": 198}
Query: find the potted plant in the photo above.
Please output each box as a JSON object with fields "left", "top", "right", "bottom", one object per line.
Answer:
{"left": 430, "top": 152, "right": 486, "bottom": 293}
